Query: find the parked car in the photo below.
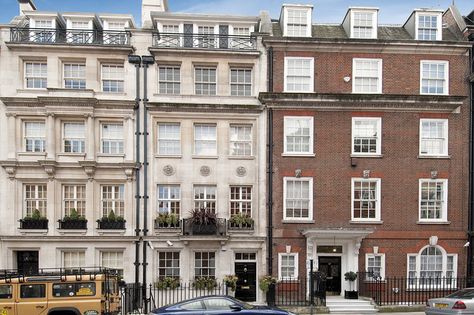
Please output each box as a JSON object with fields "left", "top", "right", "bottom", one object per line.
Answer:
{"left": 148, "top": 295, "right": 295, "bottom": 314}
{"left": 426, "top": 288, "right": 474, "bottom": 314}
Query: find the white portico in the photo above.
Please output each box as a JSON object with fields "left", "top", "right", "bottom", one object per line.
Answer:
{"left": 303, "top": 228, "right": 373, "bottom": 295}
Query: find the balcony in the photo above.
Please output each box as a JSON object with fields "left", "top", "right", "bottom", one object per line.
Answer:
{"left": 19, "top": 219, "right": 48, "bottom": 230}
{"left": 97, "top": 219, "right": 126, "bottom": 230}
{"left": 182, "top": 218, "right": 227, "bottom": 236}
{"left": 228, "top": 221, "right": 254, "bottom": 232}
{"left": 152, "top": 33, "right": 256, "bottom": 51}
{"left": 10, "top": 27, "right": 131, "bottom": 46}
{"left": 58, "top": 219, "right": 87, "bottom": 230}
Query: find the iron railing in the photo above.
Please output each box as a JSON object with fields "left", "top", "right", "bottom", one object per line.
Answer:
{"left": 274, "top": 274, "right": 326, "bottom": 307}
{"left": 358, "top": 272, "right": 472, "bottom": 306}
{"left": 152, "top": 33, "right": 257, "bottom": 50}
{"left": 10, "top": 27, "right": 131, "bottom": 46}
{"left": 182, "top": 218, "right": 227, "bottom": 236}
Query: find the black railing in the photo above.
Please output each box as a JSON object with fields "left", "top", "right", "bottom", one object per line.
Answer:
{"left": 10, "top": 27, "right": 131, "bottom": 46}
{"left": 228, "top": 221, "right": 254, "bottom": 231}
{"left": 274, "top": 275, "right": 326, "bottom": 307}
{"left": 19, "top": 219, "right": 48, "bottom": 230}
{"left": 152, "top": 33, "right": 257, "bottom": 50}
{"left": 358, "top": 272, "right": 472, "bottom": 306}
{"left": 97, "top": 220, "right": 126, "bottom": 230}
{"left": 182, "top": 218, "right": 227, "bottom": 236}
{"left": 58, "top": 219, "right": 88, "bottom": 230}
{"left": 154, "top": 218, "right": 181, "bottom": 230}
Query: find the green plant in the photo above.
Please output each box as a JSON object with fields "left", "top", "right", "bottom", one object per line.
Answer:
{"left": 229, "top": 213, "right": 254, "bottom": 226}
{"left": 344, "top": 271, "right": 358, "bottom": 291}
{"left": 155, "top": 277, "right": 180, "bottom": 289}
{"left": 223, "top": 275, "right": 238, "bottom": 291}
{"left": 193, "top": 277, "right": 217, "bottom": 290}
{"left": 99, "top": 211, "right": 125, "bottom": 222}
{"left": 259, "top": 275, "right": 277, "bottom": 292}
{"left": 189, "top": 208, "right": 217, "bottom": 226}
{"left": 63, "top": 208, "right": 86, "bottom": 221}
{"left": 157, "top": 212, "right": 179, "bottom": 226}
{"left": 23, "top": 209, "right": 47, "bottom": 221}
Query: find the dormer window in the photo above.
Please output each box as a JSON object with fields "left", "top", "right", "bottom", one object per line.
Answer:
{"left": 281, "top": 5, "right": 312, "bottom": 37}
{"left": 71, "top": 21, "right": 89, "bottom": 29}
{"left": 417, "top": 14, "right": 439, "bottom": 40}
{"left": 107, "top": 22, "right": 126, "bottom": 30}
{"left": 35, "top": 20, "right": 53, "bottom": 28}
{"left": 353, "top": 11, "right": 376, "bottom": 38}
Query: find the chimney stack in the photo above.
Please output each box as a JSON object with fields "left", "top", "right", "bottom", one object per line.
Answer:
{"left": 18, "top": 0, "right": 36, "bottom": 15}
{"left": 142, "top": 0, "right": 168, "bottom": 28}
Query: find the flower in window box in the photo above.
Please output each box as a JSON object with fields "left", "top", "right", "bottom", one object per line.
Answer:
{"left": 155, "top": 277, "right": 180, "bottom": 290}
{"left": 192, "top": 277, "right": 217, "bottom": 290}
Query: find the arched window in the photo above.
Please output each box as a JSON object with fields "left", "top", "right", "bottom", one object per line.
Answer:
{"left": 407, "top": 245, "right": 456, "bottom": 287}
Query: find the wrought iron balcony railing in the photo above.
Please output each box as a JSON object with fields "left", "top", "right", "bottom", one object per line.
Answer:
{"left": 10, "top": 27, "right": 131, "bottom": 46}
{"left": 182, "top": 218, "right": 227, "bottom": 236}
{"left": 152, "top": 33, "right": 257, "bottom": 51}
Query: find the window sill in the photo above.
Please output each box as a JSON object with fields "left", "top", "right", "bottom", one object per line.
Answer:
{"left": 97, "top": 229, "right": 126, "bottom": 235}
{"left": 227, "top": 155, "right": 255, "bottom": 160}
{"left": 18, "top": 228, "right": 48, "bottom": 235}
{"left": 282, "top": 219, "right": 315, "bottom": 224}
{"left": 192, "top": 155, "right": 218, "bottom": 159}
{"left": 418, "top": 155, "right": 451, "bottom": 159}
{"left": 18, "top": 152, "right": 47, "bottom": 157}
{"left": 281, "top": 153, "right": 315, "bottom": 158}
{"left": 17, "top": 88, "right": 48, "bottom": 93}
{"left": 57, "top": 153, "right": 86, "bottom": 157}
{"left": 417, "top": 221, "right": 451, "bottom": 225}
{"left": 155, "top": 154, "right": 182, "bottom": 159}
{"left": 96, "top": 153, "right": 125, "bottom": 158}
{"left": 95, "top": 92, "right": 127, "bottom": 96}
{"left": 57, "top": 229, "right": 87, "bottom": 235}
{"left": 350, "top": 220, "right": 383, "bottom": 225}
{"left": 351, "top": 154, "right": 383, "bottom": 158}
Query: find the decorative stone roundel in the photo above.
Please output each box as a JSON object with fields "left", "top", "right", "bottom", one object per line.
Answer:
{"left": 200, "top": 166, "right": 211, "bottom": 177}
{"left": 236, "top": 166, "right": 247, "bottom": 177}
{"left": 162, "top": 165, "right": 175, "bottom": 176}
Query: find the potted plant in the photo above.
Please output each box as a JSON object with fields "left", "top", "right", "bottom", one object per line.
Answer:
{"left": 229, "top": 213, "right": 254, "bottom": 229}
{"left": 20, "top": 209, "right": 48, "bottom": 229}
{"left": 155, "top": 212, "right": 180, "bottom": 229}
{"left": 223, "top": 274, "right": 238, "bottom": 293}
{"left": 59, "top": 208, "right": 87, "bottom": 229}
{"left": 259, "top": 275, "right": 277, "bottom": 306}
{"left": 97, "top": 210, "right": 126, "bottom": 230}
{"left": 189, "top": 208, "right": 217, "bottom": 235}
{"left": 193, "top": 277, "right": 217, "bottom": 290}
{"left": 344, "top": 271, "right": 358, "bottom": 299}
{"left": 155, "top": 277, "right": 180, "bottom": 290}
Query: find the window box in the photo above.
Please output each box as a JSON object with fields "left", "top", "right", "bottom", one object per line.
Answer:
{"left": 58, "top": 219, "right": 87, "bottom": 230}
{"left": 154, "top": 214, "right": 181, "bottom": 230}
{"left": 97, "top": 219, "right": 126, "bottom": 230}
{"left": 19, "top": 218, "right": 48, "bottom": 230}
{"left": 228, "top": 213, "right": 254, "bottom": 231}
{"left": 192, "top": 223, "right": 217, "bottom": 235}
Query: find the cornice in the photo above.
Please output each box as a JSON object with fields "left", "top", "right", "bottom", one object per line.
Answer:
{"left": 148, "top": 47, "right": 261, "bottom": 58}
{"left": 259, "top": 92, "right": 466, "bottom": 112}
{"left": 0, "top": 96, "right": 135, "bottom": 109}
{"left": 147, "top": 102, "right": 264, "bottom": 114}
{"left": 4, "top": 42, "right": 135, "bottom": 54}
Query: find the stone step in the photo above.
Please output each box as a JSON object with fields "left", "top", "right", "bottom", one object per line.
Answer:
{"left": 326, "top": 298, "right": 378, "bottom": 314}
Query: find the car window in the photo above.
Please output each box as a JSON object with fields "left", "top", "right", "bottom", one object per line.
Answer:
{"left": 180, "top": 300, "right": 204, "bottom": 310}
{"left": 0, "top": 285, "right": 12, "bottom": 299}
{"left": 20, "top": 284, "right": 46, "bottom": 299}
{"left": 447, "top": 288, "right": 474, "bottom": 299}
{"left": 204, "top": 298, "right": 235, "bottom": 310}
{"left": 52, "top": 282, "right": 96, "bottom": 297}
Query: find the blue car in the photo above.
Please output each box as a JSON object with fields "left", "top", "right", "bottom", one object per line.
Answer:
{"left": 148, "top": 295, "right": 295, "bottom": 315}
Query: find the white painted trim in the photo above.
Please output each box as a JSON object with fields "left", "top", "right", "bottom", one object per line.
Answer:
{"left": 351, "top": 117, "right": 382, "bottom": 155}
{"left": 283, "top": 177, "right": 313, "bottom": 221}
{"left": 283, "top": 57, "right": 314, "bottom": 93}
{"left": 365, "top": 253, "right": 385, "bottom": 280}
{"left": 283, "top": 116, "right": 314, "bottom": 155}
{"left": 415, "top": 12, "right": 442, "bottom": 41}
{"left": 278, "top": 252, "right": 299, "bottom": 280}
{"left": 418, "top": 178, "right": 448, "bottom": 223}
{"left": 352, "top": 58, "right": 382, "bottom": 94}
{"left": 419, "top": 60, "right": 449, "bottom": 95}
{"left": 419, "top": 118, "right": 449, "bottom": 156}
{"left": 350, "top": 9, "right": 378, "bottom": 39}
{"left": 351, "top": 178, "right": 381, "bottom": 222}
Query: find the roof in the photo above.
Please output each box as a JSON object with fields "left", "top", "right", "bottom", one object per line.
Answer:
{"left": 271, "top": 22, "right": 461, "bottom": 41}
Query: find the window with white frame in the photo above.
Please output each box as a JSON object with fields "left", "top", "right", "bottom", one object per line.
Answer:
{"left": 351, "top": 178, "right": 381, "bottom": 221}
{"left": 284, "top": 116, "right": 313, "bottom": 155}
{"left": 230, "top": 186, "right": 252, "bottom": 217}
{"left": 101, "top": 123, "right": 124, "bottom": 154}
{"left": 417, "top": 14, "right": 440, "bottom": 40}
{"left": 352, "top": 117, "right": 381, "bottom": 155}
{"left": 24, "top": 121, "right": 46, "bottom": 153}
{"left": 102, "top": 64, "right": 124, "bottom": 93}
{"left": 62, "top": 251, "right": 85, "bottom": 269}
{"left": 408, "top": 246, "right": 456, "bottom": 287}
{"left": 197, "top": 26, "right": 215, "bottom": 48}
{"left": 32, "top": 20, "right": 54, "bottom": 43}
{"left": 63, "top": 185, "right": 86, "bottom": 217}
{"left": 158, "top": 123, "right": 180, "bottom": 155}
{"left": 158, "top": 185, "right": 180, "bottom": 215}
{"left": 67, "top": 21, "right": 91, "bottom": 44}
{"left": 419, "top": 179, "right": 448, "bottom": 222}
{"left": 107, "top": 22, "right": 125, "bottom": 30}
{"left": 195, "top": 67, "right": 217, "bottom": 95}
{"left": 24, "top": 184, "right": 47, "bottom": 217}
{"left": 229, "top": 124, "right": 252, "bottom": 156}
{"left": 365, "top": 254, "right": 385, "bottom": 280}
{"left": 71, "top": 21, "right": 89, "bottom": 29}
{"left": 194, "top": 186, "right": 216, "bottom": 212}
{"left": 25, "top": 62, "right": 47, "bottom": 89}
{"left": 101, "top": 185, "right": 124, "bottom": 217}
{"left": 284, "top": 57, "right": 314, "bottom": 92}
{"left": 353, "top": 58, "right": 382, "bottom": 93}
{"left": 35, "top": 20, "right": 53, "bottom": 28}
{"left": 194, "top": 124, "right": 217, "bottom": 155}
{"left": 104, "top": 22, "right": 128, "bottom": 45}
{"left": 159, "top": 66, "right": 180, "bottom": 94}
{"left": 63, "top": 122, "right": 85, "bottom": 153}
{"left": 194, "top": 252, "right": 215, "bottom": 278}
{"left": 101, "top": 251, "right": 124, "bottom": 276}
{"left": 283, "top": 177, "right": 313, "bottom": 221}
{"left": 160, "top": 25, "right": 180, "bottom": 47}
{"left": 286, "top": 9, "right": 309, "bottom": 37}
{"left": 158, "top": 252, "right": 180, "bottom": 279}
{"left": 420, "top": 61, "right": 448, "bottom": 95}
{"left": 64, "top": 63, "right": 86, "bottom": 89}
{"left": 419, "top": 119, "right": 448, "bottom": 156}
{"left": 230, "top": 68, "right": 252, "bottom": 96}
{"left": 352, "top": 11, "right": 376, "bottom": 39}
{"left": 278, "top": 253, "right": 298, "bottom": 280}
{"left": 231, "top": 27, "right": 251, "bottom": 49}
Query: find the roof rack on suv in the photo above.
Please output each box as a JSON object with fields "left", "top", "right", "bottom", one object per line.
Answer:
{"left": 0, "top": 267, "right": 120, "bottom": 283}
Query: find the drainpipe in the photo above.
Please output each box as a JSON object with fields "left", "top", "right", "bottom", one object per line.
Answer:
{"left": 267, "top": 47, "right": 274, "bottom": 276}
{"left": 468, "top": 34, "right": 474, "bottom": 283}
{"left": 128, "top": 55, "right": 142, "bottom": 287}
{"left": 141, "top": 55, "right": 155, "bottom": 314}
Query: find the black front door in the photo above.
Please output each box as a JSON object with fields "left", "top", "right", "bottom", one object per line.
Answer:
{"left": 235, "top": 262, "right": 256, "bottom": 302}
{"left": 17, "top": 251, "right": 39, "bottom": 275}
{"left": 318, "top": 257, "right": 341, "bottom": 295}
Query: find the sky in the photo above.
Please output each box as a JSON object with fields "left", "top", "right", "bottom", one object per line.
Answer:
{"left": 0, "top": 0, "right": 472, "bottom": 26}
